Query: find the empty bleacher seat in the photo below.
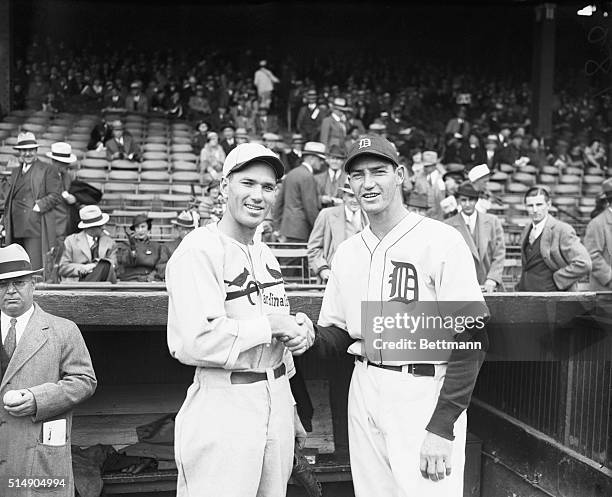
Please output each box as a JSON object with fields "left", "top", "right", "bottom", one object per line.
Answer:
{"left": 486, "top": 182, "right": 503, "bottom": 193}
{"left": 121, "top": 193, "right": 155, "bottom": 211}
{"left": 585, "top": 167, "right": 604, "bottom": 176}
{"left": 144, "top": 135, "right": 168, "bottom": 144}
{"left": 81, "top": 158, "right": 109, "bottom": 169}
{"left": 172, "top": 184, "right": 202, "bottom": 195}
{"left": 564, "top": 166, "right": 583, "bottom": 176}
{"left": 172, "top": 171, "right": 200, "bottom": 183}
{"left": 98, "top": 193, "right": 124, "bottom": 211}
{"left": 172, "top": 160, "right": 198, "bottom": 172}
{"left": 42, "top": 132, "right": 65, "bottom": 141}
{"left": 552, "top": 184, "right": 580, "bottom": 195}
{"left": 159, "top": 194, "right": 192, "bottom": 210}
{"left": 21, "top": 123, "right": 46, "bottom": 133}
{"left": 139, "top": 183, "right": 170, "bottom": 194}
{"left": 77, "top": 169, "right": 107, "bottom": 181}
{"left": 170, "top": 144, "right": 193, "bottom": 153}
{"left": 171, "top": 136, "right": 192, "bottom": 145}
{"left": 171, "top": 152, "right": 198, "bottom": 162}
{"left": 517, "top": 164, "right": 537, "bottom": 174}
{"left": 559, "top": 174, "right": 581, "bottom": 184}
{"left": 141, "top": 160, "right": 169, "bottom": 171}
{"left": 143, "top": 151, "right": 168, "bottom": 161}
{"left": 140, "top": 170, "right": 170, "bottom": 182}
{"left": 105, "top": 182, "right": 136, "bottom": 193}
{"left": 583, "top": 175, "right": 603, "bottom": 185}
{"left": 512, "top": 172, "right": 536, "bottom": 186}
{"left": 489, "top": 171, "right": 508, "bottom": 182}
{"left": 109, "top": 170, "right": 138, "bottom": 181}
{"left": 507, "top": 182, "right": 529, "bottom": 193}
{"left": 538, "top": 174, "right": 557, "bottom": 184}
{"left": 85, "top": 150, "right": 108, "bottom": 160}
{"left": 499, "top": 163, "right": 515, "bottom": 173}
{"left": 143, "top": 143, "right": 167, "bottom": 152}
{"left": 111, "top": 160, "right": 139, "bottom": 170}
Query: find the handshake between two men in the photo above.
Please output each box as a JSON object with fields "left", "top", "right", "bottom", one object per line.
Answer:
{"left": 268, "top": 312, "right": 315, "bottom": 355}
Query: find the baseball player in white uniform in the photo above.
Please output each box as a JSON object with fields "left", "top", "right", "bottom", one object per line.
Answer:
{"left": 166, "top": 143, "right": 314, "bottom": 497}
{"left": 310, "top": 135, "right": 489, "bottom": 496}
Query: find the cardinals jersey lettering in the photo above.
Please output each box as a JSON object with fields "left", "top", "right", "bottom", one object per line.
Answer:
{"left": 166, "top": 223, "right": 294, "bottom": 375}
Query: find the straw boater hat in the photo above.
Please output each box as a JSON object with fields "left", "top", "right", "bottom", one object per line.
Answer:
{"left": 0, "top": 244, "right": 43, "bottom": 279}
{"left": 13, "top": 132, "right": 39, "bottom": 150}
{"left": 468, "top": 164, "right": 491, "bottom": 183}
{"left": 46, "top": 142, "right": 77, "bottom": 164}
{"left": 172, "top": 210, "right": 198, "bottom": 229}
{"left": 78, "top": 205, "right": 110, "bottom": 229}
{"left": 600, "top": 178, "right": 612, "bottom": 201}
{"left": 331, "top": 97, "right": 351, "bottom": 112}
{"left": 302, "top": 142, "right": 327, "bottom": 160}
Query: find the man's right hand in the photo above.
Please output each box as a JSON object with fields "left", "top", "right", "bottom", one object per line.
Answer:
{"left": 79, "top": 263, "right": 97, "bottom": 276}
{"left": 319, "top": 269, "right": 331, "bottom": 282}
{"left": 268, "top": 314, "right": 311, "bottom": 355}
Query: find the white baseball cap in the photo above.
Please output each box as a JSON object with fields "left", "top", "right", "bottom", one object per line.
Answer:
{"left": 222, "top": 143, "right": 285, "bottom": 180}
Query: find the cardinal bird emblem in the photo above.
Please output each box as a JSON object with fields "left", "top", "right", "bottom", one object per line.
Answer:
{"left": 224, "top": 268, "right": 250, "bottom": 287}
{"left": 266, "top": 264, "right": 283, "bottom": 280}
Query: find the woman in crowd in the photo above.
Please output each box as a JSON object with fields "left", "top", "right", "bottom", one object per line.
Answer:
{"left": 117, "top": 214, "right": 167, "bottom": 282}
{"left": 199, "top": 132, "right": 226, "bottom": 182}
{"left": 191, "top": 121, "right": 210, "bottom": 155}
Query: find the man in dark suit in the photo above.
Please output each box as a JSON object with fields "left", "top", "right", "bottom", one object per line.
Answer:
{"left": 296, "top": 90, "right": 324, "bottom": 142}
{"left": 254, "top": 108, "right": 280, "bottom": 136}
{"left": 307, "top": 181, "right": 366, "bottom": 283}
{"left": 320, "top": 97, "right": 349, "bottom": 153}
{"left": 517, "top": 186, "right": 591, "bottom": 291}
{"left": 274, "top": 142, "right": 326, "bottom": 243}
{"left": 3, "top": 132, "right": 63, "bottom": 271}
{"left": 286, "top": 134, "right": 305, "bottom": 172}
{"left": 105, "top": 120, "right": 141, "bottom": 162}
{"left": 315, "top": 145, "right": 347, "bottom": 209}
{"left": 219, "top": 125, "right": 237, "bottom": 156}
{"left": 59, "top": 205, "right": 118, "bottom": 283}
{"left": 445, "top": 182, "right": 506, "bottom": 292}
{"left": 0, "top": 244, "right": 97, "bottom": 497}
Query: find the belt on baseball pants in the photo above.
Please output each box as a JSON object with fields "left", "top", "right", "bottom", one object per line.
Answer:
{"left": 230, "top": 363, "right": 286, "bottom": 385}
{"left": 357, "top": 356, "right": 435, "bottom": 377}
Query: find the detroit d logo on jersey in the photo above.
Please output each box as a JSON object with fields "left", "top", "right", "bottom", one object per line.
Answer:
{"left": 388, "top": 260, "right": 418, "bottom": 304}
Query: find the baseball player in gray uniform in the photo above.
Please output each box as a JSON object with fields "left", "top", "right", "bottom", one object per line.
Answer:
{"left": 308, "top": 135, "right": 489, "bottom": 496}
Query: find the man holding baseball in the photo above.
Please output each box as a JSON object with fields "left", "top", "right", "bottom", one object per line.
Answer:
{"left": 0, "top": 244, "right": 97, "bottom": 496}
{"left": 310, "top": 135, "right": 488, "bottom": 496}
{"left": 166, "top": 143, "right": 314, "bottom": 497}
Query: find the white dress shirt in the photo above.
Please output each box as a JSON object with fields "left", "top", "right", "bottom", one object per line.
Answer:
{"left": 328, "top": 169, "right": 342, "bottom": 183}
{"left": 1, "top": 305, "right": 35, "bottom": 348}
{"left": 22, "top": 164, "right": 32, "bottom": 174}
{"left": 345, "top": 207, "right": 363, "bottom": 231}
{"left": 302, "top": 162, "right": 313, "bottom": 174}
{"left": 461, "top": 211, "right": 477, "bottom": 235}
{"left": 529, "top": 215, "right": 548, "bottom": 243}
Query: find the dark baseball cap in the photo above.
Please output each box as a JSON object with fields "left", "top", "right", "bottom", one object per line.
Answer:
{"left": 344, "top": 134, "right": 400, "bottom": 173}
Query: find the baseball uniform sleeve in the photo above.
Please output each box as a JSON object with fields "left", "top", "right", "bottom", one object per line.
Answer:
{"left": 313, "top": 264, "right": 355, "bottom": 356}
{"left": 166, "top": 246, "right": 272, "bottom": 369}
{"left": 426, "top": 233, "right": 489, "bottom": 440}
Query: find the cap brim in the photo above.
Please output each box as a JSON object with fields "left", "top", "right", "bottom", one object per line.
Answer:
{"left": 229, "top": 155, "right": 285, "bottom": 180}
{"left": 302, "top": 151, "right": 327, "bottom": 160}
{"left": 344, "top": 151, "right": 398, "bottom": 173}
{"left": 46, "top": 152, "right": 77, "bottom": 163}
{"left": 0, "top": 268, "right": 43, "bottom": 280}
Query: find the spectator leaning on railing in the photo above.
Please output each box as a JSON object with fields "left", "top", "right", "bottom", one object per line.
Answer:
{"left": 584, "top": 179, "right": 612, "bottom": 291}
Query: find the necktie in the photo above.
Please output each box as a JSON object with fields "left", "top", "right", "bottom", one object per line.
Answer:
{"left": 91, "top": 237, "right": 100, "bottom": 261}
{"left": 4, "top": 318, "right": 17, "bottom": 360}
{"left": 529, "top": 226, "right": 537, "bottom": 245}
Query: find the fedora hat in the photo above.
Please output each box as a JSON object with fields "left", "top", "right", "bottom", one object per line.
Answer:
{"left": 406, "top": 193, "right": 430, "bottom": 210}
{"left": 302, "top": 142, "right": 327, "bottom": 160}
{"left": 0, "top": 244, "right": 43, "bottom": 279}
{"left": 130, "top": 213, "right": 152, "bottom": 231}
{"left": 327, "top": 144, "right": 346, "bottom": 159}
{"left": 78, "top": 205, "right": 110, "bottom": 229}
{"left": 172, "top": 210, "right": 198, "bottom": 228}
{"left": 421, "top": 151, "right": 439, "bottom": 167}
{"left": 455, "top": 181, "right": 480, "bottom": 199}
{"left": 331, "top": 97, "right": 351, "bottom": 112}
{"left": 46, "top": 142, "right": 77, "bottom": 164}
{"left": 235, "top": 127, "right": 249, "bottom": 138}
{"left": 13, "top": 132, "right": 39, "bottom": 150}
